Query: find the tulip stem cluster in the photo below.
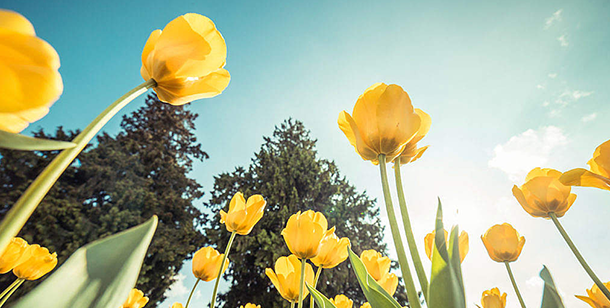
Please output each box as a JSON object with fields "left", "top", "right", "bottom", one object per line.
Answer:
{"left": 0, "top": 78, "right": 157, "bottom": 257}
{"left": 184, "top": 278, "right": 200, "bottom": 308}
{"left": 548, "top": 212, "right": 610, "bottom": 301}
{"left": 393, "top": 158, "right": 429, "bottom": 301}
{"left": 503, "top": 262, "right": 526, "bottom": 308}
{"left": 297, "top": 259, "right": 307, "bottom": 308}
{"left": 378, "top": 154, "right": 422, "bottom": 308}
{"left": 309, "top": 267, "right": 323, "bottom": 308}
{"left": 210, "top": 231, "right": 237, "bottom": 308}
{"left": 0, "top": 278, "right": 24, "bottom": 307}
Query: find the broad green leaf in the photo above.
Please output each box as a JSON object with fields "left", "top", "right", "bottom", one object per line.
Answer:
{"left": 347, "top": 247, "right": 402, "bottom": 308}
{"left": 0, "top": 130, "right": 75, "bottom": 151}
{"left": 306, "top": 283, "right": 338, "bottom": 308}
{"left": 428, "top": 198, "right": 466, "bottom": 308}
{"left": 13, "top": 216, "right": 158, "bottom": 308}
{"left": 540, "top": 266, "right": 565, "bottom": 308}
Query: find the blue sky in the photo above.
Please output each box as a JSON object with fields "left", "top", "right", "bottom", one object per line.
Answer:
{"left": 4, "top": 0, "right": 610, "bottom": 307}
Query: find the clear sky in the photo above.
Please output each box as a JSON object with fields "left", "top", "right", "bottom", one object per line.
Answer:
{"left": 3, "top": 0, "right": 610, "bottom": 307}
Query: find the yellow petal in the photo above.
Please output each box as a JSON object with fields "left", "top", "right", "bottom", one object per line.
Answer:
{"left": 0, "top": 106, "right": 49, "bottom": 133}
{"left": 375, "top": 84, "right": 419, "bottom": 155}
{"left": 0, "top": 10, "right": 35, "bottom": 36}
{"left": 337, "top": 111, "right": 378, "bottom": 161}
{"left": 141, "top": 29, "right": 162, "bottom": 73}
{"left": 154, "top": 68, "right": 230, "bottom": 105}
{"left": 560, "top": 168, "right": 610, "bottom": 191}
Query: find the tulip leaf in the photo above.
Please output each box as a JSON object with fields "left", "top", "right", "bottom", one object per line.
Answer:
{"left": 540, "top": 266, "right": 565, "bottom": 308}
{"left": 428, "top": 198, "right": 466, "bottom": 308}
{"left": 306, "top": 283, "right": 338, "bottom": 308}
{"left": 347, "top": 247, "right": 402, "bottom": 308}
{"left": 0, "top": 130, "right": 76, "bottom": 151}
{"left": 12, "top": 216, "right": 158, "bottom": 308}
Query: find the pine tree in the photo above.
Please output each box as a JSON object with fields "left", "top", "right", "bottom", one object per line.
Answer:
{"left": 204, "top": 119, "right": 406, "bottom": 307}
{"left": 0, "top": 94, "right": 207, "bottom": 306}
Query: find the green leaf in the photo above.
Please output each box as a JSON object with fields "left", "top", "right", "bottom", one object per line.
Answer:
{"left": 428, "top": 198, "right": 466, "bottom": 308}
{"left": 0, "top": 130, "right": 76, "bottom": 151}
{"left": 540, "top": 266, "right": 565, "bottom": 308}
{"left": 12, "top": 216, "right": 158, "bottom": 308}
{"left": 347, "top": 247, "right": 401, "bottom": 308}
{"left": 448, "top": 225, "right": 464, "bottom": 291}
{"left": 306, "top": 283, "right": 338, "bottom": 308}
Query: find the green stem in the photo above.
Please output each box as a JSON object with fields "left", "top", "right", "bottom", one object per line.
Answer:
{"left": 504, "top": 262, "right": 526, "bottom": 308}
{"left": 184, "top": 278, "right": 200, "bottom": 308}
{"left": 290, "top": 301, "right": 296, "bottom": 308}
{"left": 393, "top": 158, "right": 429, "bottom": 302}
{"left": 297, "top": 258, "right": 307, "bottom": 308}
{"left": 0, "top": 278, "right": 21, "bottom": 301}
{"left": 310, "top": 266, "right": 323, "bottom": 308}
{"left": 549, "top": 212, "right": 610, "bottom": 301}
{"left": 0, "top": 79, "right": 156, "bottom": 256}
{"left": 378, "top": 154, "right": 422, "bottom": 308}
{"left": 210, "top": 231, "right": 237, "bottom": 308}
{"left": 0, "top": 278, "right": 24, "bottom": 307}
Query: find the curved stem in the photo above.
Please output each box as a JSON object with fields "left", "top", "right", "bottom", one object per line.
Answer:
{"left": 549, "top": 212, "right": 610, "bottom": 301}
{"left": 0, "top": 79, "right": 156, "bottom": 256}
{"left": 184, "top": 278, "right": 200, "bottom": 308}
{"left": 310, "top": 266, "right": 323, "bottom": 308}
{"left": 504, "top": 262, "right": 526, "bottom": 308}
{"left": 0, "top": 278, "right": 24, "bottom": 307}
{"left": 0, "top": 278, "right": 21, "bottom": 301}
{"left": 393, "top": 158, "right": 429, "bottom": 302}
{"left": 378, "top": 154, "right": 422, "bottom": 308}
{"left": 210, "top": 231, "right": 237, "bottom": 308}
{"left": 297, "top": 258, "right": 307, "bottom": 308}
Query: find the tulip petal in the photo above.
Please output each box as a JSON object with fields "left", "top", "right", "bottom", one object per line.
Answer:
{"left": 0, "top": 10, "right": 35, "bottom": 36}
{"left": 560, "top": 168, "right": 610, "bottom": 191}
{"left": 0, "top": 106, "right": 49, "bottom": 133}
{"left": 141, "top": 29, "right": 162, "bottom": 70}
{"left": 375, "top": 84, "right": 420, "bottom": 155}
{"left": 575, "top": 295, "right": 597, "bottom": 307}
{"left": 338, "top": 111, "right": 378, "bottom": 161}
{"left": 352, "top": 83, "right": 387, "bottom": 152}
{"left": 155, "top": 68, "right": 230, "bottom": 105}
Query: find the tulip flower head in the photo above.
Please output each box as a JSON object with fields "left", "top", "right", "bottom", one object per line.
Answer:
{"left": 561, "top": 139, "right": 610, "bottom": 191}
{"left": 338, "top": 83, "right": 422, "bottom": 164}
{"left": 377, "top": 272, "right": 398, "bottom": 296}
{"left": 240, "top": 304, "right": 261, "bottom": 308}
{"left": 265, "top": 254, "right": 314, "bottom": 303}
{"left": 0, "top": 237, "right": 30, "bottom": 273}
{"left": 220, "top": 192, "right": 266, "bottom": 235}
{"left": 424, "top": 229, "right": 469, "bottom": 263}
{"left": 120, "top": 289, "right": 148, "bottom": 308}
{"left": 576, "top": 282, "right": 610, "bottom": 308}
{"left": 311, "top": 227, "right": 351, "bottom": 269}
{"left": 281, "top": 210, "right": 332, "bottom": 259}
{"left": 512, "top": 168, "right": 577, "bottom": 218}
{"left": 170, "top": 304, "right": 183, "bottom": 308}
{"left": 397, "top": 108, "right": 431, "bottom": 165}
{"left": 0, "top": 9, "right": 63, "bottom": 133}
{"left": 481, "top": 288, "right": 507, "bottom": 308}
{"left": 330, "top": 294, "right": 353, "bottom": 308}
{"left": 140, "top": 13, "right": 230, "bottom": 105}
{"left": 192, "top": 246, "right": 229, "bottom": 281}
{"left": 12, "top": 244, "right": 57, "bottom": 280}
{"left": 481, "top": 223, "right": 525, "bottom": 263}
{"left": 360, "top": 249, "right": 391, "bottom": 281}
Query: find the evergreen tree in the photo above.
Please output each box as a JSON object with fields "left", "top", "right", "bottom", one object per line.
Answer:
{"left": 0, "top": 94, "right": 207, "bottom": 307}
{"left": 204, "top": 119, "right": 406, "bottom": 307}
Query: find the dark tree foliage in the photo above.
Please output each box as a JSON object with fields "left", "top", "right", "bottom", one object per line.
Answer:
{"left": 204, "top": 119, "right": 407, "bottom": 307}
{"left": 0, "top": 94, "right": 207, "bottom": 307}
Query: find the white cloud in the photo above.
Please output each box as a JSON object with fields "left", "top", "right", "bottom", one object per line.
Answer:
{"left": 572, "top": 90, "right": 593, "bottom": 100}
{"left": 557, "top": 35, "right": 569, "bottom": 47}
{"left": 526, "top": 276, "right": 545, "bottom": 289}
{"left": 489, "top": 126, "right": 569, "bottom": 182}
{"left": 537, "top": 84, "right": 545, "bottom": 90}
{"left": 165, "top": 273, "right": 190, "bottom": 298}
{"left": 554, "top": 90, "right": 593, "bottom": 106}
{"left": 542, "top": 101, "right": 550, "bottom": 107}
{"left": 548, "top": 73, "right": 558, "bottom": 78}
{"left": 545, "top": 9, "right": 563, "bottom": 29}
{"left": 582, "top": 113, "right": 597, "bottom": 122}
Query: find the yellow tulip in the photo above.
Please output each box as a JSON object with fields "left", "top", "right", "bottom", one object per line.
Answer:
{"left": 310, "top": 227, "right": 350, "bottom": 269}
{"left": 120, "top": 289, "right": 148, "bottom": 308}
{"left": 12, "top": 244, "right": 57, "bottom": 280}
{"left": 220, "top": 192, "right": 266, "bottom": 235}
{"left": 240, "top": 304, "right": 261, "bottom": 308}
{"left": 576, "top": 282, "right": 610, "bottom": 308}
{"left": 397, "top": 108, "right": 431, "bottom": 165}
{"left": 281, "top": 210, "right": 332, "bottom": 259}
{"left": 360, "top": 249, "right": 391, "bottom": 281}
{"left": 377, "top": 272, "right": 398, "bottom": 296}
{"left": 192, "top": 246, "right": 229, "bottom": 282}
{"left": 481, "top": 288, "right": 507, "bottom": 308}
{"left": 512, "top": 167, "right": 576, "bottom": 218}
{"left": 330, "top": 294, "right": 353, "bottom": 308}
{"left": 140, "top": 13, "right": 230, "bottom": 106}
{"left": 561, "top": 139, "right": 610, "bottom": 191}
{"left": 171, "top": 304, "right": 183, "bottom": 308}
{"left": 265, "top": 254, "right": 314, "bottom": 303}
{"left": 423, "top": 229, "right": 469, "bottom": 263}
{"left": 338, "top": 83, "right": 422, "bottom": 164}
{"left": 481, "top": 223, "right": 525, "bottom": 262}
{"left": 360, "top": 303, "right": 371, "bottom": 308}
{"left": 0, "top": 237, "right": 30, "bottom": 273}
{"left": 0, "top": 9, "right": 63, "bottom": 133}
